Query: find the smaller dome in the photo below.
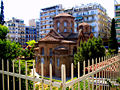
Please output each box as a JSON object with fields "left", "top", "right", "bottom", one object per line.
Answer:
{"left": 54, "top": 13, "right": 74, "bottom": 18}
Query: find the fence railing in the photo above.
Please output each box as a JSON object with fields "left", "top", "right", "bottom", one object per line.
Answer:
{"left": 0, "top": 54, "right": 120, "bottom": 90}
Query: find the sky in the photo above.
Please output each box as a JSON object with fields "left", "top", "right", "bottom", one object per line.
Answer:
{"left": 3, "top": 0, "right": 120, "bottom": 25}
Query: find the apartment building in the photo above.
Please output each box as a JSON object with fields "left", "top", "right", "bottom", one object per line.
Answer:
{"left": 39, "top": 4, "right": 64, "bottom": 38}
{"left": 39, "top": 3, "right": 111, "bottom": 44}
{"left": 25, "top": 26, "right": 37, "bottom": 43}
{"left": 29, "top": 19, "right": 40, "bottom": 41}
{"left": 115, "top": 3, "right": 120, "bottom": 44}
{"left": 5, "top": 17, "right": 25, "bottom": 46}
{"left": 64, "top": 3, "right": 111, "bottom": 40}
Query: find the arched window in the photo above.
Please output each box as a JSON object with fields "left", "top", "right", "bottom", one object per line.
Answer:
{"left": 41, "top": 47, "right": 44, "bottom": 56}
{"left": 35, "top": 56, "right": 37, "bottom": 64}
{"left": 57, "top": 22, "right": 60, "bottom": 27}
{"left": 64, "top": 29, "right": 67, "bottom": 32}
{"left": 64, "top": 22, "right": 67, "bottom": 27}
{"left": 49, "top": 48, "right": 52, "bottom": 56}
{"left": 50, "top": 58, "right": 52, "bottom": 64}
{"left": 57, "top": 29, "right": 60, "bottom": 33}
{"left": 57, "top": 58, "right": 60, "bottom": 67}
{"left": 41, "top": 57, "right": 44, "bottom": 64}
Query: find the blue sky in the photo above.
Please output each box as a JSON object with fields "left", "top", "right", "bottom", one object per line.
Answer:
{"left": 4, "top": 0, "right": 120, "bottom": 25}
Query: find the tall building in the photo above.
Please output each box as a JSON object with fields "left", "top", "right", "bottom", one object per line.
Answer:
{"left": 5, "top": 17, "right": 25, "bottom": 46}
{"left": 64, "top": 3, "right": 111, "bottom": 40}
{"left": 25, "top": 26, "right": 37, "bottom": 43}
{"left": 29, "top": 19, "right": 40, "bottom": 41}
{"left": 39, "top": 4, "right": 64, "bottom": 38}
{"left": 115, "top": 3, "right": 120, "bottom": 44}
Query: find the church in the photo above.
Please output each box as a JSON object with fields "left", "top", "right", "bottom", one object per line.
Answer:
{"left": 34, "top": 13, "right": 93, "bottom": 77}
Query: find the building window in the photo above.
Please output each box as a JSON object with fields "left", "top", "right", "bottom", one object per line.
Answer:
{"left": 57, "top": 58, "right": 60, "bottom": 67}
{"left": 64, "top": 29, "right": 67, "bottom": 32}
{"left": 64, "top": 22, "right": 67, "bottom": 27}
{"left": 41, "top": 57, "right": 44, "bottom": 64}
{"left": 57, "top": 22, "right": 60, "bottom": 27}
{"left": 49, "top": 48, "right": 52, "bottom": 56}
{"left": 41, "top": 47, "right": 44, "bottom": 56}
{"left": 50, "top": 58, "right": 52, "bottom": 64}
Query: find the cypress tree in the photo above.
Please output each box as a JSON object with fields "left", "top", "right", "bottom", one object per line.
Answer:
{"left": 108, "top": 18, "right": 118, "bottom": 54}
{"left": 0, "top": 0, "right": 4, "bottom": 25}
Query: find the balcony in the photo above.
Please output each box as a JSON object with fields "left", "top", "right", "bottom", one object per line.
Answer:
{"left": 116, "top": 27, "right": 120, "bottom": 29}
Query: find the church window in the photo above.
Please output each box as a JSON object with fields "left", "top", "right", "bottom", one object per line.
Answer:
{"left": 57, "top": 22, "right": 60, "bottom": 27}
{"left": 64, "top": 22, "right": 67, "bottom": 27}
{"left": 50, "top": 58, "right": 52, "bottom": 64}
{"left": 41, "top": 57, "right": 44, "bottom": 64}
{"left": 57, "top": 58, "right": 60, "bottom": 67}
{"left": 41, "top": 47, "right": 44, "bottom": 56}
{"left": 49, "top": 48, "right": 52, "bottom": 56}
{"left": 57, "top": 29, "right": 60, "bottom": 33}
{"left": 64, "top": 28, "right": 67, "bottom": 32}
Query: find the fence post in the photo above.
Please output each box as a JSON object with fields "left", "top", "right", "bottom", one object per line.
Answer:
{"left": 2, "top": 59, "right": 4, "bottom": 90}
{"left": 78, "top": 62, "right": 80, "bottom": 90}
{"left": 71, "top": 63, "right": 74, "bottom": 90}
{"left": 102, "top": 57, "right": 103, "bottom": 89}
{"left": 25, "top": 61, "right": 28, "bottom": 90}
{"left": 41, "top": 62, "right": 44, "bottom": 90}
{"left": 50, "top": 64, "right": 52, "bottom": 90}
{"left": 92, "top": 59, "right": 94, "bottom": 90}
{"left": 13, "top": 60, "right": 15, "bottom": 90}
{"left": 61, "top": 64, "right": 66, "bottom": 90}
{"left": 33, "top": 60, "right": 35, "bottom": 90}
{"left": 83, "top": 60, "right": 86, "bottom": 90}
{"left": 88, "top": 60, "right": 90, "bottom": 90}
{"left": 7, "top": 59, "right": 9, "bottom": 90}
{"left": 19, "top": 60, "right": 21, "bottom": 90}
{"left": 96, "top": 58, "right": 97, "bottom": 90}
{"left": 99, "top": 58, "right": 100, "bottom": 90}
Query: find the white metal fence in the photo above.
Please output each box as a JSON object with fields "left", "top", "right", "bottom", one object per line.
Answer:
{"left": 0, "top": 54, "right": 120, "bottom": 90}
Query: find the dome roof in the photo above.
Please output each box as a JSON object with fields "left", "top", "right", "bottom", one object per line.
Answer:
{"left": 54, "top": 13, "right": 74, "bottom": 18}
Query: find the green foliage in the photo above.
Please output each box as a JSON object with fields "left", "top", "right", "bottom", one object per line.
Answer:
{"left": 108, "top": 18, "right": 118, "bottom": 54}
{"left": 0, "top": 25, "right": 9, "bottom": 40}
{"left": 74, "top": 37, "right": 105, "bottom": 65}
{"left": 26, "top": 40, "right": 36, "bottom": 47}
{"left": 0, "top": 40, "right": 22, "bottom": 60}
{"left": 25, "top": 40, "right": 36, "bottom": 59}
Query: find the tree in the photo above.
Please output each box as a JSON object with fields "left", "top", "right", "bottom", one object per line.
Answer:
{"left": 74, "top": 37, "right": 105, "bottom": 75}
{"left": 0, "top": 24, "right": 8, "bottom": 40}
{"left": 74, "top": 37, "right": 105, "bottom": 64}
{"left": 108, "top": 18, "right": 118, "bottom": 54}
{"left": 0, "top": 0, "right": 5, "bottom": 25}
{"left": 26, "top": 40, "right": 36, "bottom": 59}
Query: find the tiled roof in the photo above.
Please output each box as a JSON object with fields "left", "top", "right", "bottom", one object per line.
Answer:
{"left": 39, "top": 35, "right": 60, "bottom": 42}
{"left": 54, "top": 13, "right": 74, "bottom": 18}
{"left": 67, "top": 33, "right": 78, "bottom": 39}
{"left": 46, "top": 29, "right": 64, "bottom": 39}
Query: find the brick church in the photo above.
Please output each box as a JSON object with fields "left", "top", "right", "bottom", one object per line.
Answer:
{"left": 34, "top": 13, "right": 93, "bottom": 77}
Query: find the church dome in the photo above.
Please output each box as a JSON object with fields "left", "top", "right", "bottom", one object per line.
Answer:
{"left": 54, "top": 13, "right": 74, "bottom": 18}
